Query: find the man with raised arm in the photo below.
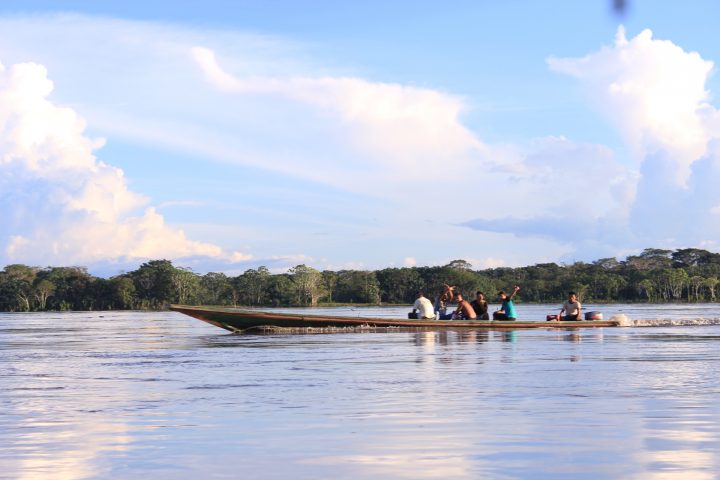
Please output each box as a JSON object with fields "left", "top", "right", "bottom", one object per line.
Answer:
{"left": 433, "top": 284, "right": 456, "bottom": 320}
{"left": 493, "top": 285, "right": 520, "bottom": 320}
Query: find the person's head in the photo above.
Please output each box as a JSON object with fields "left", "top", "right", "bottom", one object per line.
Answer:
{"left": 568, "top": 291, "right": 577, "bottom": 301}
{"left": 416, "top": 291, "right": 425, "bottom": 299}
{"left": 476, "top": 291, "right": 485, "bottom": 301}
{"left": 455, "top": 293, "right": 464, "bottom": 302}
{"left": 498, "top": 290, "right": 507, "bottom": 300}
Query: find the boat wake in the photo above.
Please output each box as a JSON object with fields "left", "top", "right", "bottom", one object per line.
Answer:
{"left": 625, "top": 317, "right": 720, "bottom": 327}
{"left": 601, "top": 314, "right": 720, "bottom": 327}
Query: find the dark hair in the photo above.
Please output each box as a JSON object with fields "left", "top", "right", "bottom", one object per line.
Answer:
{"left": 498, "top": 291, "right": 505, "bottom": 296}
{"left": 569, "top": 291, "right": 577, "bottom": 296}
{"left": 476, "top": 291, "right": 484, "bottom": 296}
{"left": 416, "top": 291, "right": 424, "bottom": 297}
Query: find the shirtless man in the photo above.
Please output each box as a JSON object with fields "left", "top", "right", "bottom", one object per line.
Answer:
{"left": 453, "top": 293, "right": 477, "bottom": 320}
{"left": 559, "top": 291, "right": 582, "bottom": 321}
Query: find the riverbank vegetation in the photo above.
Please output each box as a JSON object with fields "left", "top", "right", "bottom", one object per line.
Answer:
{"left": 1, "top": 248, "right": 719, "bottom": 311}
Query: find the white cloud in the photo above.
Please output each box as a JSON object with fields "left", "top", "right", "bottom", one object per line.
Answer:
{"left": 190, "top": 46, "right": 487, "bottom": 178}
{"left": 0, "top": 13, "right": 577, "bottom": 272}
{"left": 6, "top": 15, "right": 717, "bottom": 271}
{"left": 466, "top": 27, "right": 720, "bottom": 259}
{"left": 0, "top": 14, "right": 494, "bottom": 198}
{"left": 0, "top": 58, "right": 250, "bottom": 267}
{"left": 561, "top": 27, "right": 720, "bottom": 249}
{"left": 548, "top": 26, "right": 715, "bottom": 185}
{"left": 403, "top": 257, "right": 417, "bottom": 267}
{"left": 473, "top": 257, "right": 506, "bottom": 269}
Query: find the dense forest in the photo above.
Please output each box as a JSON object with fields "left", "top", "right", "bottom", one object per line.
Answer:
{"left": 1, "top": 248, "right": 720, "bottom": 312}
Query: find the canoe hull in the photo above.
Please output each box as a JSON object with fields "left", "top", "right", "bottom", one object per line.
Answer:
{"left": 169, "top": 304, "right": 621, "bottom": 333}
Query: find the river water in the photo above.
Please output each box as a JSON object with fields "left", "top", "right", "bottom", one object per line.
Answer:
{"left": 2, "top": 304, "right": 720, "bottom": 479}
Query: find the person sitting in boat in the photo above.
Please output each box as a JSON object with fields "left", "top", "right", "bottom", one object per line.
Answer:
{"left": 470, "top": 291, "right": 490, "bottom": 320}
{"left": 452, "top": 293, "right": 477, "bottom": 320}
{"left": 493, "top": 285, "right": 520, "bottom": 320}
{"left": 434, "top": 284, "right": 456, "bottom": 320}
{"left": 412, "top": 291, "right": 436, "bottom": 320}
{"left": 559, "top": 291, "right": 582, "bottom": 321}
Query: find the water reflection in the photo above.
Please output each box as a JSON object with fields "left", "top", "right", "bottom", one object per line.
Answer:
{"left": 458, "top": 331, "right": 489, "bottom": 344}
{"left": 501, "top": 330, "right": 517, "bottom": 343}
{"left": 2, "top": 352, "right": 134, "bottom": 479}
{"left": 9, "top": 415, "right": 132, "bottom": 480}
{"left": 629, "top": 399, "right": 720, "bottom": 479}
{"left": 2, "top": 312, "right": 720, "bottom": 479}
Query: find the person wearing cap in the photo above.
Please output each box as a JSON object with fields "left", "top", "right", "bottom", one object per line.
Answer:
{"left": 493, "top": 285, "right": 520, "bottom": 320}
{"left": 412, "top": 291, "right": 435, "bottom": 319}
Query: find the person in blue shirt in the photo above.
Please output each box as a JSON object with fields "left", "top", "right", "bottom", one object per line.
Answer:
{"left": 493, "top": 285, "right": 520, "bottom": 320}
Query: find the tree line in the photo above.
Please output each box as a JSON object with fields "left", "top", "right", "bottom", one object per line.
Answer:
{"left": 1, "top": 248, "right": 720, "bottom": 312}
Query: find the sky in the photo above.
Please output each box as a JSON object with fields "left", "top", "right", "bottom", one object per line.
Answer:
{"left": 1, "top": 0, "right": 720, "bottom": 276}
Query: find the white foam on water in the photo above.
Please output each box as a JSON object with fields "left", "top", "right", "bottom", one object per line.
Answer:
{"left": 625, "top": 317, "right": 720, "bottom": 327}
{"left": 609, "top": 314, "right": 632, "bottom": 327}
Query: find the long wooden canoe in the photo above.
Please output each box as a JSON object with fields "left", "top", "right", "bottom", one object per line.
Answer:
{"left": 169, "top": 304, "right": 622, "bottom": 333}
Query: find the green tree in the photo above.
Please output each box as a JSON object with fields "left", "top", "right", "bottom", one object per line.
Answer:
{"left": 244, "top": 267, "right": 271, "bottom": 305}
{"left": 111, "top": 275, "right": 136, "bottom": 309}
{"left": 637, "top": 279, "right": 656, "bottom": 301}
{"left": 445, "top": 259, "right": 473, "bottom": 271}
{"left": 335, "top": 271, "right": 381, "bottom": 304}
{"left": 0, "top": 264, "right": 37, "bottom": 311}
{"left": 688, "top": 275, "right": 705, "bottom": 302}
{"left": 704, "top": 277, "right": 719, "bottom": 301}
{"left": 201, "top": 272, "right": 231, "bottom": 305}
{"left": 376, "top": 268, "right": 422, "bottom": 303}
{"left": 289, "top": 264, "right": 325, "bottom": 306}
{"left": 672, "top": 248, "right": 713, "bottom": 268}
{"left": 43, "top": 266, "right": 94, "bottom": 310}
{"left": 131, "top": 260, "right": 176, "bottom": 308}
{"left": 653, "top": 268, "right": 688, "bottom": 301}
{"left": 626, "top": 249, "right": 673, "bottom": 271}
{"left": 171, "top": 267, "right": 200, "bottom": 305}
{"left": 321, "top": 270, "right": 339, "bottom": 303}
{"left": 33, "top": 279, "right": 56, "bottom": 310}
{"left": 264, "top": 274, "right": 294, "bottom": 306}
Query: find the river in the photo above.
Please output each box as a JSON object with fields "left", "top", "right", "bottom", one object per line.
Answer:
{"left": 2, "top": 304, "right": 720, "bottom": 479}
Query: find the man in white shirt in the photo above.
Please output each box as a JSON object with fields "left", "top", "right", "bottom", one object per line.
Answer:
{"left": 412, "top": 292, "right": 435, "bottom": 319}
{"left": 559, "top": 291, "right": 582, "bottom": 321}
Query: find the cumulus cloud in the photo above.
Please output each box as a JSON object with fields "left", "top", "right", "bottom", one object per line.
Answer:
{"left": 464, "top": 27, "right": 720, "bottom": 259}
{"left": 8, "top": 15, "right": 718, "bottom": 271}
{"left": 0, "top": 59, "right": 250, "bottom": 267}
{"left": 548, "top": 26, "right": 715, "bottom": 185}
{"left": 0, "top": 14, "right": 549, "bottom": 271}
{"left": 551, "top": 27, "right": 720, "bottom": 248}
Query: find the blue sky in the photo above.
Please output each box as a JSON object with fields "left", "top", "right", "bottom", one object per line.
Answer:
{"left": 1, "top": 1, "right": 720, "bottom": 275}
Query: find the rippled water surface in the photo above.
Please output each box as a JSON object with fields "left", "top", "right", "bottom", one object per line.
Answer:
{"left": 2, "top": 305, "right": 720, "bottom": 479}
